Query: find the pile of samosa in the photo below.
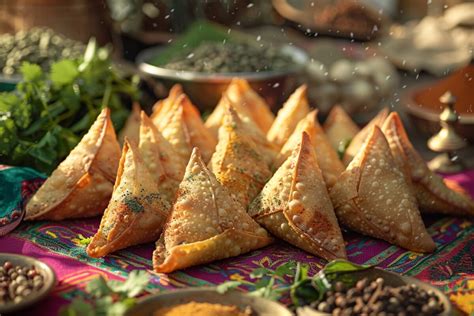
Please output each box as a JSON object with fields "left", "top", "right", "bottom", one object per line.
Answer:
{"left": 26, "top": 79, "right": 474, "bottom": 273}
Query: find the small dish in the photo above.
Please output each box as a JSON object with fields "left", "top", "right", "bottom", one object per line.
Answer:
{"left": 126, "top": 287, "right": 293, "bottom": 316}
{"left": 296, "top": 265, "right": 456, "bottom": 316}
{"left": 0, "top": 253, "right": 56, "bottom": 314}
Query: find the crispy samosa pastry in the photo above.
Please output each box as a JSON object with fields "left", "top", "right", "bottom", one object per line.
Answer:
{"left": 209, "top": 105, "right": 272, "bottom": 207}
{"left": 26, "top": 108, "right": 121, "bottom": 220}
{"left": 276, "top": 110, "right": 344, "bottom": 187}
{"left": 330, "top": 126, "right": 436, "bottom": 253}
{"left": 153, "top": 148, "right": 272, "bottom": 273}
{"left": 267, "top": 85, "right": 310, "bottom": 148}
{"left": 342, "top": 107, "right": 389, "bottom": 166}
{"left": 139, "top": 112, "right": 186, "bottom": 201}
{"left": 150, "top": 84, "right": 183, "bottom": 127}
{"left": 87, "top": 139, "right": 171, "bottom": 257}
{"left": 323, "top": 105, "right": 360, "bottom": 152}
{"left": 249, "top": 132, "right": 347, "bottom": 260}
{"left": 205, "top": 78, "right": 274, "bottom": 137}
{"left": 118, "top": 102, "right": 141, "bottom": 145}
{"left": 158, "top": 94, "right": 216, "bottom": 163}
{"left": 215, "top": 96, "right": 278, "bottom": 167}
{"left": 382, "top": 112, "right": 474, "bottom": 216}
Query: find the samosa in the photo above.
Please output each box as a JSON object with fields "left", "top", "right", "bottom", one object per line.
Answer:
{"left": 330, "top": 126, "right": 436, "bottom": 253}
{"left": 267, "top": 85, "right": 310, "bottom": 149}
{"left": 342, "top": 107, "right": 389, "bottom": 166}
{"left": 158, "top": 94, "right": 216, "bottom": 163}
{"left": 87, "top": 139, "right": 170, "bottom": 257}
{"left": 323, "top": 105, "right": 360, "bottom": 152}
{"left": 249, "top": 132, "right": 347, "bottom": 261}
{"left": 276, "top": 110, "right": 344, "bottom": 187}
{"left": 205, "top": 78, "right": 274, "bottom": 137}
{"left": 150, "top": 84, "right": 183, "bottom": 128}
{"left": 382, "top": 112, "right": 474, "bottom": 216}
{"left": 139, "top": 112, "right": 186, "bottom": 201}
{"left": 153, "top": 148, "right": 272, "bottom": 273}
{"left": 118, "top": 102, "right": 142, "bottom": 145}
{"left": 26, "top": 108, "right": 121, "bottom": 220}
{"left": 209, "top": 104, "right": 272, "bottom": 207}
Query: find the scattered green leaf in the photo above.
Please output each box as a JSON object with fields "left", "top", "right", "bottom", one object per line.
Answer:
{"left": 60, "top": 270, "right": 149, "bottom": 316}
{"left": 216, "top": 281, "right": 241, "bottom": 294}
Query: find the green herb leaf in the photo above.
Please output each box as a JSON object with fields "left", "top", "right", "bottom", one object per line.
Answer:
{"left": 51, "top": 60, "right": 79, "bottom": 86}
{"left": 216, "top": 281, "right": 241, "bottom": 294}
{"left": 274, "top": 261, "right": 297, "bottom": 278}
{"left": 77, "top": 234, "right": 92, "bottom": 246}
{"left": 107, "top": 270, "right": 149, "bottom": 297}
{"left": 106, "top": 299, "right": 136, "bottom": 316}
{"left": 250, "top": 267, "right": 271, "bottom": 279}
{"left": 337, "top": 138, "right": 352, "bottom": 160}
{"left": 86, "top": 276, "right": 112, "bottom": 298}
{"left": 20, "top": 62, "right": 42, "bottom": 81}
{"left": 59, "top": 298, "right": 95, "bottom": 316}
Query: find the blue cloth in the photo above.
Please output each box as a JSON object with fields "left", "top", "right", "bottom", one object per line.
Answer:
{"left": 0, "top": 165, "right": 45, "bottom": 227}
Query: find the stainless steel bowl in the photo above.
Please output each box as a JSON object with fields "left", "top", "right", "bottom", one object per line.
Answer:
{"left": 137, "top": 45, "right": 309, "bottom": 111}
{"left": 126, "top": 287, "right": 293, "bottom": 316}
{"left": 0, "top": 253, "right": 56, "bottom": 313}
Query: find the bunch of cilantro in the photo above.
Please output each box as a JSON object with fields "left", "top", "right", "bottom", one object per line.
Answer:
{"left": 0, "top": 39, "right": 139, "bottom": 174}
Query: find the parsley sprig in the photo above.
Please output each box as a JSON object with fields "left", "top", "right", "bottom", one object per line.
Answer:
{"left": 60, "top": 270, "right": 149, "bottom": 316}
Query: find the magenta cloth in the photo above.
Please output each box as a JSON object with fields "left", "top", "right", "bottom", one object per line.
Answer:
{"left": 1, "top": 170, "right": 473, "bottom": 315}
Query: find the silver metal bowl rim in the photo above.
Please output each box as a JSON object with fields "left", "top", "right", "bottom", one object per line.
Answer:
{"left": 136, "top": 44, "right": 309, "bottom": 82}
{"left": 127, "top": 287, "right": 293, "bottom": 315}
{"left": 0, "top": 253, "right": 57, "bottom": 313}
{"left": 0, "top": 74, "right": 21, "bottom": 84}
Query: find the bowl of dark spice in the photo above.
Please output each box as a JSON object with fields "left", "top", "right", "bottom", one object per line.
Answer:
{"left": 0, "top": 254, "right": 56, "bottom": 313}
{"left": 137, "top": 21, "right": 308, "bottom": 111}
{"left": 0, "top": 27, "right": 85, "bottom": 92}
{"left": 292, "top": 260, "right": 454, "bottom": 316}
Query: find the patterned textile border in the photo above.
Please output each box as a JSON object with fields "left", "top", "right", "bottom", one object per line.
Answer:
{"left": 0, "top": 169, "right": 473, "bottom": 315}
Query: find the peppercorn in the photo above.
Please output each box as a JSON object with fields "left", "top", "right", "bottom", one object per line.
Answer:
{"left": 0, "top": 261, "right": 44, "bottom": 304}
{"left": 310, "top": 277, "right": 444, "bottom": 315}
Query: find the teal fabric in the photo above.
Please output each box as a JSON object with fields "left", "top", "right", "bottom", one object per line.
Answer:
{"left": 0, "top": 166, "right": 45, "bottom": 223}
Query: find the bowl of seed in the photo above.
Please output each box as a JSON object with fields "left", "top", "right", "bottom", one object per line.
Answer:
{"left": 295, "top": 261, "right": 455, "bottom": 316}
{"left": 136, "top": 21, "right": 308, "bottom": 111}
{"left": 0, "top": 253, "right": 56, "bottom": 313}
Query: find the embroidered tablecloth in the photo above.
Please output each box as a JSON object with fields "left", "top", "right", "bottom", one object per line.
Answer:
{"left": 0, "top": 166, "right": 473, "bottom": 315}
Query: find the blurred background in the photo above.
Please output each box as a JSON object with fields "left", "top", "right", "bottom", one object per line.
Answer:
{"left": 0, "top": 0, "right": 472, "bottom": 145}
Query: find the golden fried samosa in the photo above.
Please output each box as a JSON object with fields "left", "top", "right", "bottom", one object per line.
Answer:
{"left": 205, "top": 78, "right": 274, "bottom": 137}
{"left": 209, "top": 105, "right": 272, "bottom": 207}
{"left": 158, "top": 94, "right": 216, "bottom": 163}
{"left": 150, "top": 84, "right": 183, "bottom": 128}
{"left": 139, "top": 112, "right": 185, "bottom": 201}
{"left": 215, "top": 96, "right": 278, "bottom": 168}
{"left": 267, "top": 85, "right": 310, "bottom": 148}
{"left": 342, "top": 107, "right": 389, "bottom": 166}
{"left": 87, "top": 139, "right": 171, "bottom": 257}
{"left": 382, "top": 112, "right": 474, "bottom": 216}
{"left": 153, "top": 148, "right": 272, "bottom": 273}
{"left": 118, "top": 102, "right": 142, "bottom": 145}
{"left": 26, "top": 108, "right": 121, "bottom": 220}
{"left": 276, "top": 110, "right": 344, "bottom": 187}
{"left": 249, "top": 132, "right": 347, "bottom": 260}
{"left": 323, "top": 105, "right": 360, "bottom": 151}
{"left": 330, "top": 126, "right": 436, "bottom": 253}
